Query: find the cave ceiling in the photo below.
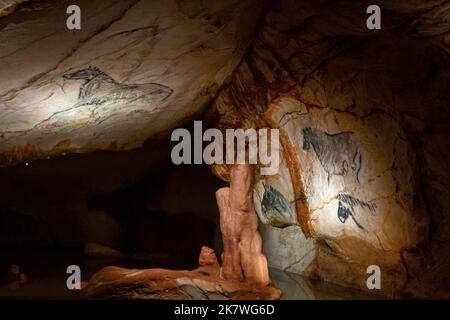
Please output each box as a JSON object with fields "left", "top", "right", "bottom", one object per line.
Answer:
{"left": 0, "top": 0, "right": 447, "bottom": 165}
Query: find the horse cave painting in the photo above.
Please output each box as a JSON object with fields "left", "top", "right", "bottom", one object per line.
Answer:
{"left": 0, "top": 0, "right": 449, "bottom": 300}
{"left": 336, "top": 194, "right": 377, "bottom": 232}
{"left": 29, "top": 67, "right": 173, "bottom": 133}
{"left": 301, "top": 127, "right": 375, "bottom": 231}
{"left": 302, "top": 127, "right": 362, "bottom": 185}
{"left": 63, "top": 66, "right": 173, "bottom": 108}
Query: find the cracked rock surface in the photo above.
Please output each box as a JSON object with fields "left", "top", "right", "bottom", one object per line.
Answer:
{"left": 0, "top": 0, "right": 262, "bottom": 163}
{"left": 207, "top": 0, "right": 449, "bottom": 298}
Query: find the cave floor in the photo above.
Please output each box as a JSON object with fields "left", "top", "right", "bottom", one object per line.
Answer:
{"left": 0, "top": 248, "right": 383, "bottom": 300}
{"left": 269, "top": 268, "right": 384, "bottom": 300}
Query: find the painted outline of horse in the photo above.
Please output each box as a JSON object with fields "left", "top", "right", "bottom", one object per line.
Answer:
{"left": 302, "top": 127, "right": 362, "bottom": 184}
{"left": 63, "top": 66, "right": 173, "bottom": 107}
{"left": 336, "top": 194, "right": 376, "bottom": 232}
{"left": 260, "top": 183, "right": 296, "bottom": 228}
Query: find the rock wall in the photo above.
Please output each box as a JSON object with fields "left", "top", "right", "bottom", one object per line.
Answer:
{"left": 1, "top": 0, "right": 449, "bottom": 298}
{"left": 207, "top": 0, "right": 449, "bottom": 298}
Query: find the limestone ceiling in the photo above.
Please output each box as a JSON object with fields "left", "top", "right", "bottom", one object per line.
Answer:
{"left": 0, "top": 0, "right": 262, "bottom": 164}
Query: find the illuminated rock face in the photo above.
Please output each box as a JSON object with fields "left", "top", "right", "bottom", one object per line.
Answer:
{"left": 1, "top": 0, "right": 449, "bottom": 299}
{"left": 209, "top": 62, "right": 423, "bottom": 296}
{"left": 264, "top": 98, "right": 426, "bottom": 252}
{"left": 260, "top": 97, "right": 427, "bottom": 295}
{"left": 0, "top": 0, "right": 262, "bottom": 164}
{"left": 207, "top": 0, "right": 449, "bottom": 298}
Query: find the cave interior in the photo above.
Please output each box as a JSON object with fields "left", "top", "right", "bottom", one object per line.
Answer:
{"left": 0, "top": 0, "right": 449, "bottom": 299}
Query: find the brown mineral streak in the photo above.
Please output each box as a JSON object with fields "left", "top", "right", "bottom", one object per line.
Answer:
{"left": 1, "top": 143, "right": 44, "bottom": 164}
{"left": 52, "top": 139, "right": 72, "bottom": 152}
{"left": 264, "top": 102, "right": 314, "bottom": 238}
{"left": 206, "top": 59, "right": 313, "bottom": 237}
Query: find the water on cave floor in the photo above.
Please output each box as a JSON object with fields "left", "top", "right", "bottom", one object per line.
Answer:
{"left": 0, "top": 248, "right": 383, "bottom": 299}
{"left": 269, "top": 268, "right": 383, "bottom": 300}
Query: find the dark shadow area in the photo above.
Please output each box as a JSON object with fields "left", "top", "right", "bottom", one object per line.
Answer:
{"left": 0, "top": 127, "right": 226, "bottom": 297}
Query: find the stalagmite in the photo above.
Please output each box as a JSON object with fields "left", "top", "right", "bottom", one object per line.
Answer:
{"left": 81, "top": 164, "right": 279, "bottom": 299}
{"left": 217, "top": 164, "right": 270, "bottom": 286}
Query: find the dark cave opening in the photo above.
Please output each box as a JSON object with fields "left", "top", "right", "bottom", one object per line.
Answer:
{"left": 0, "top": 129, "right": 227, "bottom": 296}
{"left": 86, "top": 165, "right": 223, "bottom": 266}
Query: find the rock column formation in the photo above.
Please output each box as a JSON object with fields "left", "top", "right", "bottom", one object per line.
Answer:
{"left": 206, "top": 0, "right": 449, "bottom": 298}
{"left": 82, "top": 164, "right": 279, "bottom": 299}
{"left": 216, "top": 164, "right": 270, "bottom": 286}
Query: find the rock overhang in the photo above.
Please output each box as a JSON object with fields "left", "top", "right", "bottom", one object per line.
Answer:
{"left": 0, "top": 0, "right": 264, "bottom": 165}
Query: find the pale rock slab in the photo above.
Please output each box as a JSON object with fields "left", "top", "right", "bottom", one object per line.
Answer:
{"left": 260, "top": 224, "right": 316, "bottom": 275}
{"left": 0, "top": 0, "right": 263, "bottom": 164}
{"left": 266, "top": 96, "right": 427, "bottom": 252}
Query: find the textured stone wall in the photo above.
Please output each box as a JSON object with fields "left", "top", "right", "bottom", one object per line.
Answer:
{"left": 1, "top": 0, "right": 449, "bottom": 298}
{"left": 207, "top": 0, "right": 449, "bottom": 298}
{"left": 0, "top": 0, "right": 263, "bottom": 164}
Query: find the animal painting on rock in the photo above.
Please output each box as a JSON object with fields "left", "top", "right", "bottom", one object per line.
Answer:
{"left": 260, "top": 183, "right": 295, "bottom": 228}
{"left": 63, "top": 66, "right": 173, "bottom": 108}
{"left": 336, "top": 194, "right": 377, "bottom": 232}
{"left": 302, "top": 127, "right": 362, "bottom": 185}
{"left": 258, "top": 97, "right": 425, "bottom": 255}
